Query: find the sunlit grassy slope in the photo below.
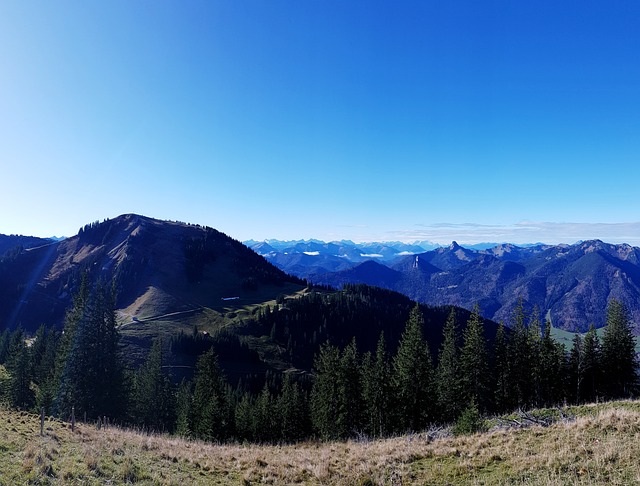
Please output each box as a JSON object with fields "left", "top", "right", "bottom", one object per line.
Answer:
{"left": 117, "top": 283, "right": 305, "bottom": 368}
{"left": 3, "top": 400, "right": 640, "bottom": 485}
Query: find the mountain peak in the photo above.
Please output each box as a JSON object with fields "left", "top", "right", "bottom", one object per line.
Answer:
{"left": 449, "top": 241, "right": 461, "bottom": 250}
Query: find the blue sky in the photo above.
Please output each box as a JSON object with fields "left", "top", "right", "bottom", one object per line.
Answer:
{"left": 1, "top": 1, "right": 639, "bottom": 245}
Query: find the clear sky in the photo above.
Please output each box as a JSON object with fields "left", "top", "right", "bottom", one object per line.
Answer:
{"left": 1, "top": 1, "right": 639, "bottom": 245}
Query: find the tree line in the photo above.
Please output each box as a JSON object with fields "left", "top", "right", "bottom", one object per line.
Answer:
{"left": 0, "top": 277, "right": 636, "bottom": 443}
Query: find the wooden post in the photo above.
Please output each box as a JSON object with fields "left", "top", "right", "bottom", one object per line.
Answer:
{"left": 84, "top": 411, "right": 87, "bottom": 423}
{"left": 97, "top": 416, "right": 101, "bottom": 430}
{"left": 103, "top": 416, "right": 107, "bottom": 430}
{"left": 40, "top": 408, "right": 45, "bottom": 437}
{"left": 71, "top": 407, "right": 76, "bottom": 432}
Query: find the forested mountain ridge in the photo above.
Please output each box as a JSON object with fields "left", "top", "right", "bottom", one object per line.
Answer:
{"left": 0, "top": 234, "right": 52, "bottom": 256}
{"left": 0, "top": 214, "right": 302, "bottom": 334}
{"left": 309, "top": 240, "right": 640, "bottom": 334}
{"left": 0, "top": 215, "right": 494, "bottom": 387}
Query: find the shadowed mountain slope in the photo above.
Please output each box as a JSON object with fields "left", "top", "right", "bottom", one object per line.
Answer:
{"left": 0, "top": 214, "right": 302, "bottom": 333}
{"left": 0, "top": 235, "right": 51, "bottom": 257}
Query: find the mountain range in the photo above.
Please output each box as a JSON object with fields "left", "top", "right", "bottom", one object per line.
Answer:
{"left": 250, "top": 239, "right": 640, "bottom": 334}
{"left": 0, "top": 214, "right": 490, "bottom": 387}
{"left": 0, "top": 214, "right": 640, "bottom": 361}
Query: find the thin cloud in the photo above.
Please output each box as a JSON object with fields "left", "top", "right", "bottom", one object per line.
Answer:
{"left": 387, "top": 222, "right": 640, "bottom": 246}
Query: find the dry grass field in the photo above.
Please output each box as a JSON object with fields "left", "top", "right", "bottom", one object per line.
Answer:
{"left": 2, "top": 401, "right": 640, "bottom": 485}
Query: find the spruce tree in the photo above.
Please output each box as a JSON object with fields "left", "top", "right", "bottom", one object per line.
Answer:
{"left": 337, "top": 339, "right": 361, "bottom": 436}
{"left": 29, "top": 325, "right": 48, "bottom": 374}
{"left": 538, "top": 319, "right": 566, "bottom": 406}
{"left": 492, "top": 322, "right": 510, "bottom": 413}
{"left": 527, "top": 307, "right": 543, "bottom": 407}
{"left": 52, "top": 274, "right": 89, "bottom": 418}
{"left": 276, "top": 374, "right": 307, "bottom": 442}
{"left": 391, "top": 304, "right": 433, "bottom": 432}
{"left": 175, "top": 378, "right": 193, "bottom": 438}
{"left": 581, "top": 324, "right": 601, "bottom": 402}
{"left": 54, "top": 280, "right": 126, "bottom": 420}
{"left": 460, "top": 304, "right": 490, "bottom": 413}
{"left": 234, "top": 392, "right": 254, "bottom": 441}
{"left": 133, "top": 338, "right": 174, "bottom": 431}
{"left": 310, "top": 343, "right": 342, "bottom": 440}
{"left": 5, "top": 326, "right": 34, "bottom": 410}
{"left": 601, "top": 300, "right": 637, "bottom": 399}
{"left": 191, "top": 348, "right": 229, "bottom": 441}
{"left": 255, "top": 384, "right": 277, "bottom": 442}
{"left": 507, "top": 299, "right": 532, "bottom": 409}
{"left": 435, "top": 308, "right": 464, "bottom": 422}
{"left": 568, "top": 333, "right": 584, "bottom": 403}
{"left": 361, "top": 332, "right": 390, "bottom": 437}
{"left": 33, "top": 327, "right": 59, "bottom": 414}
{"left": 0, "top": 328, "right": 10, "bottom": 364}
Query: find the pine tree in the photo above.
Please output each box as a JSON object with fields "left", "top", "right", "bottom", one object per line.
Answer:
{"left": 391, "top": 304, "right": 433, "bottom": 432}
{"left": 460, "top": 304, "right": 490, "bottom": 413}
{"left": 435, "top": 308, "right": 464, "bottom": 422}
{"left": 601, "top": 300, "right": 637, "bottom": 399}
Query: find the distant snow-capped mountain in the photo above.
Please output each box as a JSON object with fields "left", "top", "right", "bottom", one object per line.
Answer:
{"left": 243, "top": 239, "right": 442, "bottom": 278}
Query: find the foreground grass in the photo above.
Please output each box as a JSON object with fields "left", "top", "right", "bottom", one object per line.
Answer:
{"left": 2, "top": 401, "right": 640, "bottom": 485}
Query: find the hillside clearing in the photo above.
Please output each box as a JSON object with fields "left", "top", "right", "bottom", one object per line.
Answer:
{"left": 2, "top": 401, "right": 640, "bottom": 485}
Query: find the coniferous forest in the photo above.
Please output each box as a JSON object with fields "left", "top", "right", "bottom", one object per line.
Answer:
{"left": 0, "top": 275, "right": 637, "bottom": 444}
